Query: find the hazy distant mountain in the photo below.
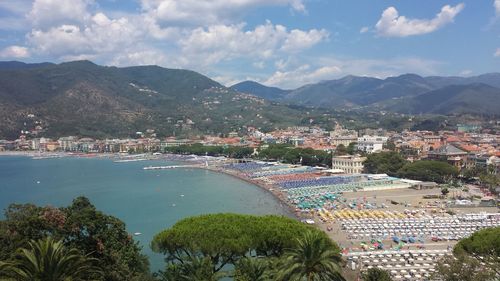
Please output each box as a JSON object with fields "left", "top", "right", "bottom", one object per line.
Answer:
{"left": 0, "top": 61, "right": 54, "bottom": 70}
{"left": 425, "top": 73, "right": 500, "bottom": 89}
{"left": 233, "top": 73, "right": 500, "bottom": 115}
{"left": 388, "top": 83, "right": 500, "bottom": 115}
{"left": 231, "top": 80, "right": 290, "bottom": 100}
{"left": 285, "top": 74, "right": 435, "bottom": 107}
{"left": 0, "top": 61, "right": 304, "bottom": 139}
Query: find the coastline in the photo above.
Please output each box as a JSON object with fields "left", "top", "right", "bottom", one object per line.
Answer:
{"left": 0, "top": 151, "right": 299, "bottom": 219}
{"left": 199, "top": 165, "right": 300, "bottom": 219}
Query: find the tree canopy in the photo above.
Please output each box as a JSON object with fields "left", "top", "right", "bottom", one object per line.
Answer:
{"left": 0, "top": 197, "right": 152, "bottom": 281}
{"left": 362, "top": 268, "right": 392, "bottom": 281}
{"left": 0, "top": 237, "right": 102, "bottom": 281}
{"left": 164, "top": 144, "right": 254, "bottom": 159}
{"left": 257, "top": 145, "right": 332, "bottom": 167}
{"left": 362, "top": 151, "right": 407, "bottom": 176}
{"left": 434, "top": 227, "right": 500, "bottom": 280}
{"left": 275, "top": 231, "right": 344, "bottom": 281}
{"left": 151, "top": 213, "right": 341, "bottom": 279}
{"left": 454, "top": 226, "right": 500, "bottom": 275}
{"left": 397, "top": 160, "right": 458, "bottom": 183}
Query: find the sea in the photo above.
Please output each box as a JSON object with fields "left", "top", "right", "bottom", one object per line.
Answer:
{"left": 0, "top": 156, "right": 290, "bottom": 271}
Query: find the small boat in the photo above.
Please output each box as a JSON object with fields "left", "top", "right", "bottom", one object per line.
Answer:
{"left": 134, "top": 232, "right": 142, "bottom": 236}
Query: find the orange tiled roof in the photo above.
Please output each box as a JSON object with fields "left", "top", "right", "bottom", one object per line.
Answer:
{"left": 459, "top": 145, "right": 481, "bottom": 152}
{"left": 446, "top": 136, "right": 461, "bottom": 142}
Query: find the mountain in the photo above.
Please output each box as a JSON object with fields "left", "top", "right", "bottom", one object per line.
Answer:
{"left": 285, "top": 74, "right": 435, "bottom": 107}
{"left": 0, "top": 61, "right": 54, "bottom": 70}
{"left": 232, "top": 74, "right": 500, "bottom": 116}
{"left": 425, "top": 73, "right": 500, "bottom": 89}
{"left": 231, "top": 81, "right": 290, "bottom": 100}
{"left": 0, "top": 61, "right": 304, "bottom": 139}
{"left": 388, "top": 83, "right": 500, "bottom": 115}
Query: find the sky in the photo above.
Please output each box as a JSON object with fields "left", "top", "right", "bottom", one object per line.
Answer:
{"left": 0, "top": 0, "right": 499, "bottom": 89}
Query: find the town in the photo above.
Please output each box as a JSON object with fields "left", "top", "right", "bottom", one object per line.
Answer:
{"left": 2, "top": 122, "right": 499, "bottom": 177}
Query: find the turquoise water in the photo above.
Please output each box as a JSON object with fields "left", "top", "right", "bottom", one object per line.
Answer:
{"left": 0, "top": 156, "right": 290, "bottom": 271}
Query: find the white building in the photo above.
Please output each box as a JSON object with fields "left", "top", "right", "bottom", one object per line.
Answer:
{"left": 332, "top": 155, "right": 366, "bottom": 174}
{"left": 356, "top": 135, "right": 388, "bottom": 154}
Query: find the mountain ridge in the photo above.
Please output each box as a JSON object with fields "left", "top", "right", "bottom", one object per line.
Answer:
{"left": 229, "top": 73, "right": 500, "bottom": 115}
{"left": 0, "top": 61, "right": 305, "bottom": 139}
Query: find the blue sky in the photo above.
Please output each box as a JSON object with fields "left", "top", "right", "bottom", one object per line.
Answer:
{"left": 0, "top": 0, "right": 499, "bottom": 88}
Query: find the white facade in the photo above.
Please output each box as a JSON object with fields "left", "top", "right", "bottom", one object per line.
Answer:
{"left": 332, "top": 155, "right": 366, "bottom": 174}
{"left": 356, "top": 135, "right": 388, "bottom": 154}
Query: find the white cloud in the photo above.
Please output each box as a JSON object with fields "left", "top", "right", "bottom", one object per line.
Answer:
{"left": 375, "top": 3, "right": 464, "bottom": 37}
{"left": 0, "top": 45, "right": 30, "bottom": 58}
{"left": 20, "top": 0, "right": 324, "bottom": 72}
{"left": 495, "top": 0, "right": 500, "bottom": 16}
{"left": 29, "top": 0, "right": 94, "bottom": 28}
{"left": 28, "top": 13, "right": 142, "bottom": 59}
{"left": 495, "top": 48, "right": 500, "bottom": 57}
{"left": 109, "top": 48, "right": 170, "bottom": 66}
{"left": 260, "top": 56, "right": 442, "bottom": 88}
{"left": 360, "top": 26, "right": 370, "bottom": 33}
{"left": 211, "top": 75, "right": 243, "bottom": 87}
{"left": 178, "top": 21, "right": 328, "bottom": 67}
{"left": 264, "top": 65, "right": 342, "bottom": 88}
{"left": 281, "top": 29, "right": 329, "bottom": 52}
{"left": 141, "top": 0, "right": 306, "bottom": 26}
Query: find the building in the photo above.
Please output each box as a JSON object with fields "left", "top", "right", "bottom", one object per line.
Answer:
{"left": 331, "top": 136, "right": 358, "bottom": 147}
{"left": 427, "top": 144, "right": 467, "bottom": 169}
{"left": 58, "top": 136, "right": 77, "bottom": 151}
{"left": 289, "top": 137, "right": 305, "bottom": 146}
{"left": 356, "top": 135, "right": 388, "bottom": 154}
{"left": 329, "top": 126, "right": 357, "bottom": 147}
{"left": 332, "top": 155, "right": 366, "bottom": 174}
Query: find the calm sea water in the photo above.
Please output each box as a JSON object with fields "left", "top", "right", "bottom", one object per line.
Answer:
{"left": 0, "top": 156, "right": 289, "bottom": 271}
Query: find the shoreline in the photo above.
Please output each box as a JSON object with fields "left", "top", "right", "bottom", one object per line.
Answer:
{"left": 0, "top": 152, "right": 298, "bottom": 218}
{"left": 198, "top": 165, "right": 300, "bottom": 219}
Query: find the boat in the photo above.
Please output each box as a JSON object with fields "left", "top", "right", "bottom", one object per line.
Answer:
{"left": 133, "top": 232, "right": 142, "bottom": 236}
